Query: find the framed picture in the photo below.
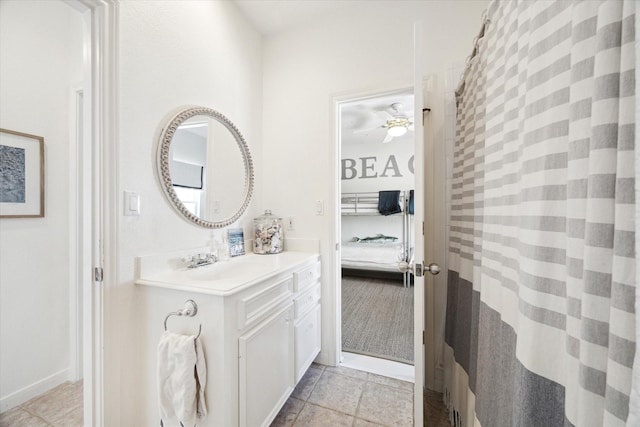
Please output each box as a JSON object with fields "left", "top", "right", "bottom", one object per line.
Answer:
{"left": 0, "top": 128, "right": 44, "bottom": 218}
{"left": 228, "top": 228, "right": 245, "bottom": 257}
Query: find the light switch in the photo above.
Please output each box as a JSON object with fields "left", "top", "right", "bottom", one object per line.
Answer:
{"left": 124, "top": 191, "right": 140, "bottom": 216}
{"left": 315, "top": 200, "right": 324, "bottom": 216}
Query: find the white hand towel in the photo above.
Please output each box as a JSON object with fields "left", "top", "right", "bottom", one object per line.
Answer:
{"left": 158, "top": 331, "right": 207, "bottom": 426}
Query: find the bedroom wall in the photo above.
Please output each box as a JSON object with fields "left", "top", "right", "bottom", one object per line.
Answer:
{"left": 341, "top": 133, "right": 415, "bottom": 194}
{"left": 341, "top": 128, "right": 414, "bottom": 243}
{"left": 261, "top": 0, "right": 490, "bottom": 372}
{"left": 116, "top": 1, "right": 262, "bottom": 424}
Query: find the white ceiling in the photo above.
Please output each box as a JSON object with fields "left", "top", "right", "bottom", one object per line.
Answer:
{"left": 233, "top": 0, "right": 357, "bottom": 36}
{"left": 341, "top": 91, "right": 415, "bottom": 146}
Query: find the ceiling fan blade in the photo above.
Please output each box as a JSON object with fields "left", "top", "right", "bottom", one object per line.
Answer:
{"left": 354, "top": 125, "right": 384, "bottom": 134}
{"left": 382, "top": 133, "right": 394, "bottom": 143}
{"left": 376, "top": 110, "right": 395, "bottom": 121}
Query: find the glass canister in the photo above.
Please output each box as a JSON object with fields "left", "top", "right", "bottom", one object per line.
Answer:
{"left": 253, "top": 210, "right": 283, "bottom": 254}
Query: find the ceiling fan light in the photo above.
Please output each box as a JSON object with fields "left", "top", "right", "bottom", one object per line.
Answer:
{"left": 387, "top": 125, "right": 407, "bottom": 137}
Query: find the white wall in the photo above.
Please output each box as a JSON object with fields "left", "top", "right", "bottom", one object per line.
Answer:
{"left": 0, "top": 0, "right": 83, "bottom": 411}
{"left": 261, "top": 0, "right": 489, "bottom": 371}
{"left": 115, "top": 1, "right": 262, "bottom": 424}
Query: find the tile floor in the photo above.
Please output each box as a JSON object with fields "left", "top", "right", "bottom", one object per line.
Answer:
{"left": 424, "top": 389, "right": 450, "bottom": 426}
{"left": 0, "top": 381, "right": 83, "bottom": 427}
{"left": 271, "top": 363, "right": 414, "bottom": 427}
{"left": 0, "top": 369, "right": 449, "bottom": 427}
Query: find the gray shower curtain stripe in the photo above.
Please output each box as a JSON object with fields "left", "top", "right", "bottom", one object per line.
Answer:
{"left": 444, "top": 1, "right": 636, "bottom": 426}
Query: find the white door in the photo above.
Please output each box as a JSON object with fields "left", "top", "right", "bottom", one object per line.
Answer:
{"left": 411, "top": 22, "right": 425, "bottom": 427}
{"left": 408, "top": 22, "right": 441, "bottom": 426}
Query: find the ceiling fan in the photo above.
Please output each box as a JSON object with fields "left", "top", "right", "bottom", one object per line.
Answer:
{"left": 355, "top": 102, "right": 414, "bottom": 143}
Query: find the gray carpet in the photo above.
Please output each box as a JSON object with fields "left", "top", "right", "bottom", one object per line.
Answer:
{"left": 341, "top": 276, "right": 414, "bottom": 364}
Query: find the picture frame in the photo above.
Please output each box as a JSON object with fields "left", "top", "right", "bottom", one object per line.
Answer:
{"left": 0, "top": 128, "right": 44, "bottom": 218}
{"left": 228, "top": 228, "right": 245, "bottom": 257}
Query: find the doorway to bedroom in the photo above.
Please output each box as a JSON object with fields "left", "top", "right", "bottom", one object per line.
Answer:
{"left": 338, "top": 89, "right": 415, "bottom": 376}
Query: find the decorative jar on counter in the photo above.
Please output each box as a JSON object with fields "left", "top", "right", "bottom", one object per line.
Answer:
{"left": 253, "top": 210, "right": 283, "bottom": 254}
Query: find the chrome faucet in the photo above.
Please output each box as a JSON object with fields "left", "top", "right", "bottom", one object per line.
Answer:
{"left": 184, "top": 252, "right": 217, "bottom": 268}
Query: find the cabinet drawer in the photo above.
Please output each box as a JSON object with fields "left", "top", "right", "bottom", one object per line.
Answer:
{"left": 294, "top": 304, "right": 321, "bottom": 383}
{"left": 238, "top": 277, "right": 293, "bottom": 330}
{"left": 293, "top": 261, "right": 321, "bottom": 292}
{"left": 294, "top": 283, "right": 320, "bottom": 319}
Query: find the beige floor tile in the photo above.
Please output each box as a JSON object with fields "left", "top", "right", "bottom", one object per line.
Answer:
{"left": 366, "top": 372, "right": 414, "bottom": 392}
{"left": 293, "top": 403, "right": 353, "bottom": 427}
{"left": 270, "top": 397, "right": 304, "bottom": 427}
{"left": 50, "top": 404, "right": 83, "bottom": 427}
{"left": 0, "top": 407, "right": 51, "bottom": 427}
{"left": 290, "top": 366, "right": 323, "bottom": 401}
{"left": 424, "top": 389, "right": 449, "bottom": 427}
{"left": 356, "top": 382, "right": 413, "bottom": 427}
{"left": 310, "top": 362, "right": 325, "bottom": 372}
{"left": 353, "top": 419, "right": 386, "bottom": 426}
{"left": 307, "top": 371, "right": 365, "bottom": 415}
{"left": 22, "top": 382, "right": 82, "bottom": 425}
{"left": 324, "top": 365, "right": 368, "bottom": 380}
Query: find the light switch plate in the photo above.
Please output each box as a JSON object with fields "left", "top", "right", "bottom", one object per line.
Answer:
{"left": 124, "top": 191, "right": 140, "bottom": 216}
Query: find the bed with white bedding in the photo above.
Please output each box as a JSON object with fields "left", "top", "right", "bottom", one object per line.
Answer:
{"left": 340, "top": 190, "right": 414, "bottom": 287}
{"left": 340, "top": 240, "right": 405, "bottom": 271}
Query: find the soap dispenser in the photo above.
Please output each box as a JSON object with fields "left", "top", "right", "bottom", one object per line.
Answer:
{"left": 210, "top": 230, "right": 229, "bottom": 261}
{"left": 219, "top": 232, "right": 230, "bottom": 261}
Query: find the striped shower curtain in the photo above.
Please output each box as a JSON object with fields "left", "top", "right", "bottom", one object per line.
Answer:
{"left": 444, "top": 1, "right": 636, "bottom": 426}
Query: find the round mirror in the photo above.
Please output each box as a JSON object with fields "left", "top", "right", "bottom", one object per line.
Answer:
{"left": 157, "top": 106, "right": 254, "bottom": 228}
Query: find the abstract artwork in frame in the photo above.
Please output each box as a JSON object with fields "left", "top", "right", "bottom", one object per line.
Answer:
{"left": 0, "top": 128, "right": 44, "bottom": 218}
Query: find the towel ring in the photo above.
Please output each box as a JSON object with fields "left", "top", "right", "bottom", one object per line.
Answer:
{"left": 164, "top": 299, "right": 202, "bottom": 339}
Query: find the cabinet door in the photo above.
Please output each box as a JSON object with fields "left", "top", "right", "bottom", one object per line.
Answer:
{"left": 239, "top": 304, "right": 294, "bottom": 427}
{"left": 294, "top": 304, "right": 321, "bottom": 383}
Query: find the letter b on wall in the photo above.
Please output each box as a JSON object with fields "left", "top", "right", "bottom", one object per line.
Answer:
{"left": 342, "top": 158, "right": 357, "bottom": 180}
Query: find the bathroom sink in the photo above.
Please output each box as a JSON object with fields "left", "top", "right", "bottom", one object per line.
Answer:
{"left": 184, "top": 257, "right": 270, "bottom": 281}
{"left": 136, "top": 251, "right": 317, "bottom": 296}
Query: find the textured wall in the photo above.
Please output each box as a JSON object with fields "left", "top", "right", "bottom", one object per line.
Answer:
{"left": 116, "top": 1, "right": 263, "bottom": 423}
{"left": 0, "top": 0, "right": 83, "bottom": 411}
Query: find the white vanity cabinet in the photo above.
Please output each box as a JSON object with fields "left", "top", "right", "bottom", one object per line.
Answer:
{"left": 136, "top": 251, "right": 321, "bottom": 427}
{"left": 237, "top": 275, "right": 295, "bottom": 427}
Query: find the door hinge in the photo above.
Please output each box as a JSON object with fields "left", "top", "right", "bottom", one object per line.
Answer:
{"left": 423, "top": 330, "right": 426, "bottom": 345}
{"left": 94, "top": 267, "right": 103, "bottom": 282}
{"left": 422, "top": 221, "right": 425, "bottom": 235}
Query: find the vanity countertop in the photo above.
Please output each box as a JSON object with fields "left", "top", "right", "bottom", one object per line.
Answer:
{"left": 135, "top": 251, "right": 319, "bottom": 296}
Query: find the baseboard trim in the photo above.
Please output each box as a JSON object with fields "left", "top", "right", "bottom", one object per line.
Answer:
{"left": 0, "top": 368, "right": 70, "bottom": 413}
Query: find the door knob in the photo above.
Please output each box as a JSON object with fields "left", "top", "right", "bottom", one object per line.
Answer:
{"left": 398, "top": 261, "right": 440, "bottom": 276}
{"left": 398, "top": 261, "right": 413, "bottom": 274}
{"left": 425, "top": 263, "right": 440, "bottom": 275}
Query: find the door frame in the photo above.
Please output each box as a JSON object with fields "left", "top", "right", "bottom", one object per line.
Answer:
{"left": 69, "top": 87, "right": 85, "bottom": 382}
{"left": 330, "top": 84, "right": 415, "bottom": 362}
{"left": 67, "top": 0, "right": 117, "bottom": 425}
{"left": 330, "top": 82, "right": 426, "bottom": 423}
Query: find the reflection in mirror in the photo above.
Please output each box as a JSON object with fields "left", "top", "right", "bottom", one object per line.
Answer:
{"left": 157, "top": 107, "right": 253, "bottom": 228}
